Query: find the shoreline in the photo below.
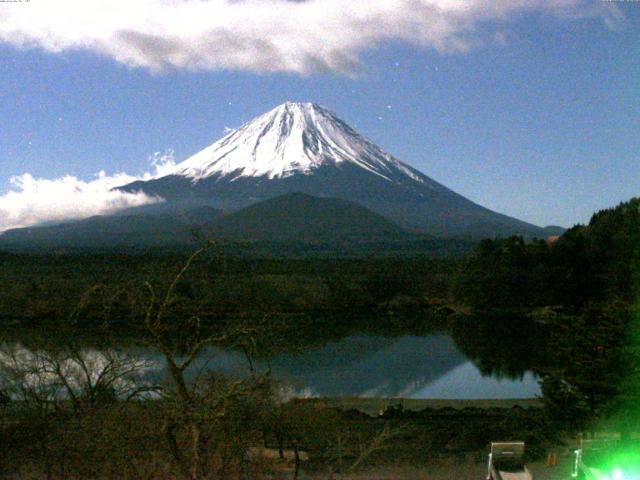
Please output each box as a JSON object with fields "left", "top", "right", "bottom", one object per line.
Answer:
{"left": 301, "top": 397, "right": 542, "bottom": 416}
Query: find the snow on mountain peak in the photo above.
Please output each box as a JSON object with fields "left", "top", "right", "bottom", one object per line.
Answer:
{"left": 168, "top": 102, "right": 425, "bottom": 183}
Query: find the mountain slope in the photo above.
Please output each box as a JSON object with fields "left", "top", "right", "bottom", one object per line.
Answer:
{"left": 0, "top": 207, "right": 221, "bottom": 249}
{"left": 119, "top": 102, "right": 545, "bottom": 239}
{"left": 209, "top": 192, "right": 407, "bottom": 242}
{"left": 0, "top": 194, "right": 431, "bottom": 252}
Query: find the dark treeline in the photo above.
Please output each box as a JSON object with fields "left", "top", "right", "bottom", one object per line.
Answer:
{"left": 0, "top": 251, "right": 457, "bottom": 330}
{"left": 455, "top": 198, "right": 640, "bottom": 438}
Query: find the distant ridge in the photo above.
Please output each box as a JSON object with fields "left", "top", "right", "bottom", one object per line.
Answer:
{"left": 0, "top": 212, "right": 207, "bottom": 248}
{"left": 0, "top": 193, "right": 433, "bottom": 252}
{"left": 209, "top": 192, "right": 407, "bottom": 242}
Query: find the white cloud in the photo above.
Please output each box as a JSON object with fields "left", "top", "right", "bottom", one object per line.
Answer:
{"left": 0, "top": 152, "right": 177, "bottom": 232}
{"left": 0, "top": 0, "right": 619, "bottom": 75}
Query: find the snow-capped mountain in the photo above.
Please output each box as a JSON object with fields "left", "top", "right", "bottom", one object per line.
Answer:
{"left": 166, "top": 102, "right": 443, "bottom": 189}
{"left": 120, "top": 102, "right": 545, "bottom": 238}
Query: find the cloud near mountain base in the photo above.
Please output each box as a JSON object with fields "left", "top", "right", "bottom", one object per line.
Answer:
{"left": 0, "top": 153, "right": 176, "bottom": 233}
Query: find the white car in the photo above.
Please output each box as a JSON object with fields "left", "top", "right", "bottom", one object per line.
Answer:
{"left": 486, "top": 442, "right": 533, "bottom": 480}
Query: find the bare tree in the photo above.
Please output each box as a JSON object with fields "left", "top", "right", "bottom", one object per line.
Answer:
{"left": 0, "top": 343, "right": 155, "bottom": 412}
{"left": 347, "top": 423, "right": 405, "bottom": 473}
{"left": 143, "top": 242, "right": 273, "bottom": 480}
{"left": 0, "top": 342, "right": 158, "bottom": 478}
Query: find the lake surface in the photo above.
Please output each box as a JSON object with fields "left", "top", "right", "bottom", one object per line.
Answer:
{"left": 3, "top": 333, "right": 539, "bottom": 399}
{"left": 201, "top": 334, "right": 540, "bottom": 399}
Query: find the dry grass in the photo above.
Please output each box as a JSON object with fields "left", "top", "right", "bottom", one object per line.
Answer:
{"left": 249, "top": 447, "right": 310, "bottom": 462}
{"left": 0, "top": 455, "right": 575, "bottom": 480}
{"left": 300, "top": 455, "right": 573, "bottom": 480}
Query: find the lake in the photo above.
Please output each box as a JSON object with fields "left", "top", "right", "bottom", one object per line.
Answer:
{"left": 193, "top": 334, "right": 539, "bottom": 399}
{"left": 1, "top": 333, "right": 540, "bottom": 400}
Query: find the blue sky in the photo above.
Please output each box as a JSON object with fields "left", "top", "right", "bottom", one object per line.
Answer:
{"left": 0, "top": 0, "right": 639, "bottom": 230}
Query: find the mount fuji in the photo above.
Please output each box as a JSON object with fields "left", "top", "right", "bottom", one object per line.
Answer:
{"left": 120, "top": 102, "right": 545, "bottom": 239}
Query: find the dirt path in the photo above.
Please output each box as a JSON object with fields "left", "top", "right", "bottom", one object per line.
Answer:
{"left": 299, "top": 457, "right": 573, "bottom": 480}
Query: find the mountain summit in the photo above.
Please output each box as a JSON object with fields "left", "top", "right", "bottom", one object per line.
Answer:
{"left": 165, "top": 102, "right": 437, "bottom": 187}
{"left": 120, "top": 102, "right": 545, "bottom": 238}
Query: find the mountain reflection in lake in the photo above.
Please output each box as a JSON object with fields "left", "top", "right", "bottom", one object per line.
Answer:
{"left": 2, "top": 334, "right": 539, "bottom": 399}
{"left": 247, "top": 334, "right": 539, "bottom": 398}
